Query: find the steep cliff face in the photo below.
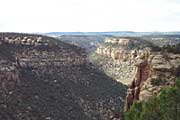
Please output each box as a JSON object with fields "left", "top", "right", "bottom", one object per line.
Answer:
{"left": 0, "top": 33, "right": 127, "bottom": 120}
{"left": 125, "top": 52, "right": 180, "bottom": 111}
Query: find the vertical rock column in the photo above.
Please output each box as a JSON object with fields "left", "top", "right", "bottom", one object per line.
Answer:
{"left": 125, "top": 60, "right": 150, "bottom": 111}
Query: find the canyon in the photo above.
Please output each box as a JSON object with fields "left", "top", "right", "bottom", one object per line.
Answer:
{"left": 1, "top": 33, "right": 180, "bottom": 119}
{"left": 0, "top": 33, "right": 127, "bottom": 120}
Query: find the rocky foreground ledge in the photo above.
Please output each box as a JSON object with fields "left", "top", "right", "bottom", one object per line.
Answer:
{"left": 125, "top": 52, "right": 180, "bottom": 111}
{"left": 0, "top": 33, "right": 127, "bottom": 120}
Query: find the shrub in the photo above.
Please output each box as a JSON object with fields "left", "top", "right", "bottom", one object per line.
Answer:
{"left": 125, "top": 102, "right": 143, "bottom": 120}
{"left": 151, "top": 78, "right": 166, "bottom": 86}
{"left": 162, "top": 43, "right": 180, "bottom": 54}
{"left": 125, "top": 78, "right": 180, "bottom": 120}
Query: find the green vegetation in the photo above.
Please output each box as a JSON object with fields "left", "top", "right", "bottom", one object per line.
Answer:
{"left": 162, "top": 43, "right": 180, "bottom": 54}
{"left": 174, "top": 66, "right": 180, "bottom": 77}
{"left": 151, "top": 78, "right": 167, "bottom": 86}
{"left": 125, "top": 78, "right": 180, "bottom": 120}
{"left": 102, "top": 42, "right": 122, "bottom": 49}
{"left": 89, "top": 52, "right": 110, "bottom": 64}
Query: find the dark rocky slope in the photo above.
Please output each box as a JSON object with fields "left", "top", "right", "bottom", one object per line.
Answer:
{"left": 0, "top": 33, "right": 127, "bottom": 120}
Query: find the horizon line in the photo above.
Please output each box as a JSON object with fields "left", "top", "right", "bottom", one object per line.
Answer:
{"left": 1, "top": 31, "right": 180, "bottom": 34}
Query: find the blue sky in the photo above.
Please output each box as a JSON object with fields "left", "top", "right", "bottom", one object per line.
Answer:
{"left": 0, "top": 0, "right": 180, "bottom": 32}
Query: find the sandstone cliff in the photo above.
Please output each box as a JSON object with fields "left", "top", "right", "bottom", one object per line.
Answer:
{"left": 125, "top": 52, "right": 180, "bottom": 111}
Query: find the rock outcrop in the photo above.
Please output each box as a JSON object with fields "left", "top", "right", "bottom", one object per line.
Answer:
{"left": 105, "top": 38, "right": 132, "bottom": 46}
{"left": 125, "top": 52, "right": 180, "bottom": 111}
{"left": 96, "top": 46, "right": 131, "bottom": 61}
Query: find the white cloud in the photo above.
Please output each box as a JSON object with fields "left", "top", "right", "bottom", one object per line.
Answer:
{"left": 0, "top": 0, "right": 180, "bottom": 32}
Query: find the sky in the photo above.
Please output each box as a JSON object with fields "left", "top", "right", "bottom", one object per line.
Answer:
{"left": 0, "top": 0, "right": 180, "bottom": 32}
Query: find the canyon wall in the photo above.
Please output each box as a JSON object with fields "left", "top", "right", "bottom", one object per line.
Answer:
{"left": 93, "top": 37, "right": 152, "bottom": 85}
{"left": 94, "top": 37, "right": 180, "bottom": 112}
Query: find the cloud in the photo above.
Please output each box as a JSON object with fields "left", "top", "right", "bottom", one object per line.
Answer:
{"left": 0, "top": 0, "right": 180, "bottom": 32}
